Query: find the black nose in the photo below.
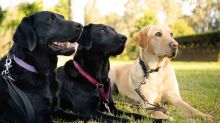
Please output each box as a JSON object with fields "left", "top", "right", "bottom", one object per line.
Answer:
{"left": 75, "top": 23, "right": 83, "bottom": 30}
{"left": 119, "top": 35, "right": 127, "bottom": 43}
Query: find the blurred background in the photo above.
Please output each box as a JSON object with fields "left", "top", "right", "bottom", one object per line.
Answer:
{"left": 0, "top": 0, "right": 219, "bottom": 61}
{"left": 0, "top": 1, "right": 220, "bottom": 122}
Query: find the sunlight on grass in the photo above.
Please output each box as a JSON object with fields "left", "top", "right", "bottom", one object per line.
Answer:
{"left": 172, "top": 61, "right": 220, "bottom": 70}
{"left": 110, "top": 60, "right": 220, "bottom": 123}
{"left": 57, "top": 57, "right": 220, "bottom": 122}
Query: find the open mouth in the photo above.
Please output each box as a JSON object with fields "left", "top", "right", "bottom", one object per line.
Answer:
{"left": 51, "top": 41, "right": 78, "bottom": 49}
{"left": 168, "top": 49, "right": 178, "bottom": 58}
{"left": 48, "top": 40, "right": 79, "bottom": 55}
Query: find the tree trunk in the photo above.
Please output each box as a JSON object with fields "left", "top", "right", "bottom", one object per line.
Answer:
{"left": 69, "top": 0, "right": 87, "bottom": 25}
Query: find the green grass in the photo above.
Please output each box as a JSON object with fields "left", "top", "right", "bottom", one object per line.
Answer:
{"left": 57, "top": 60, "right": 219, "bottom": 123}
{"left": 110, "top": 61, "right": 220, "bottom": 123}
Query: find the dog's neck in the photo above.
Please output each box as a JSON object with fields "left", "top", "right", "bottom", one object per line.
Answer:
{"left": 140, "top": 48, "right": 169, "bottom": 69}
{"left": 10, "top": 45, "right": 58, "bottom": 75}
{"left": 74, "top": 52, "right": 109, "bottom": 82}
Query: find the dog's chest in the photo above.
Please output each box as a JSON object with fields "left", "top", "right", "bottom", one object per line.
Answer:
{"left": 147, "top": 70, "right": 165, "bottom": 85}
{"left": 140, "top": 66, "right": 174, "bottom": 102}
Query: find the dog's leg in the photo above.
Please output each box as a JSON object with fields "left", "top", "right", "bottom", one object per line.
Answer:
{"left": 92, "top": 111, "right": 130, "bottom": 123}
{"left": 108, "top": 94, "right": 161, "bottom": 122}
{"left": 144, "top": 102, "right": 174, "bottom": 121}
{"left": 167, "top": 92, "right": 214, "bottom": 121}
{"left": 140, "top": 91, "right": 174, "bottom": 121}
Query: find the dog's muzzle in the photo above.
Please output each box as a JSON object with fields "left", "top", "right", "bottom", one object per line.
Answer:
{"left": 169, "top": 41, "right": 178, "bottom": 58}
{"left": 169, "top": 48, "right": 178, "bottom": 58}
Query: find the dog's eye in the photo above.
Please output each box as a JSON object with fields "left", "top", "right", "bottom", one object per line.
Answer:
{"left": 170, "top": 33, "right": 173, "bottom": 37}
{"left": 48, "top": 17, "right": 55, "bottom": 22}
{"left": 100, "top": 28, "right": 106, "bottom": 33}
{"left": 155, "top": 32, "right": 162, "bottom": 37}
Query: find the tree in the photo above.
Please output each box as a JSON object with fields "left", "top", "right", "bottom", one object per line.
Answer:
{"left": 0, "top": 1, "right": 43, "bottom": 57}
{"left": 18, "top": 2, "right": 42, "bottom": 17}
{"left": 0, "top": 7, "right": 7, "bottom": 57}
{"left": 13, "top": 1, "right": 43, "bottom": 30}
{"left": 169, "top": 19, "right": 195, "bottom": 37}
{"left": 123, "top": 0, "right": 145, "bottom": 38}
{"left": 84, "top": 0, "right": 101, "bottom": 25}
{"left": 0, "top": 7, "right": 6, "bottom": 25}
{"left": 186, "top": 0, "right": 220, "bottom": 33}
{"left": 50, "top": 0, "right": 70, "bottom": 19}
{"left": 143, "top": 0, "right": 183, "bottom": 25}
{"left": 115, "top": 0, "right": 145, "bottom": 59}
{"left": 135, "top": 11, "right": 158, "bottom": 30}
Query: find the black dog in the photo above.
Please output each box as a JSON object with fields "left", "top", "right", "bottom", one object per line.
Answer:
{"left": 56, "top": 24, "right": 151, "bottom": 123}
{"left": 0, "top": 11, "right": 91, "bottom": 123}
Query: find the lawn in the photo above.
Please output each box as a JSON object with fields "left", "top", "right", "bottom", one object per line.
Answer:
{"left": 57, "top": 58, "right": 219, "bottom": 123}
{"left": 110, "top": 61, "right": 220, "bottom": 123}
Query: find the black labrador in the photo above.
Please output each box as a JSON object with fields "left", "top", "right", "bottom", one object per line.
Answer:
{"left": 56, "top": 24, "right": 152, "bottom": 123}
{"left": 0, "top": 11, "right": 91, "bottom": 123}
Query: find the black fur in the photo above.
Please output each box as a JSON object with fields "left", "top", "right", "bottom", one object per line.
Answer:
{"left": 0, "top": 11, "right": 90, "bottom": 123}
{"left": 56, "top": 24, "right": 151, "bottom": 123}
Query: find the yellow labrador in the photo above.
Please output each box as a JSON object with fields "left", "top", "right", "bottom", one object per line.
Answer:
{"left": 109, "top": 25, "right": 213, "bottom": 121}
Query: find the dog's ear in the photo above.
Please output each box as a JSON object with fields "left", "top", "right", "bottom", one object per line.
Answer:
{"left": 77, "top": 24, "right": 93, "bottom": 50}
{"left": 13, "top": 16, "right": 36, "bottom": 51}
{"left": 133, "top": 26, "right": 150, "bottom": 48}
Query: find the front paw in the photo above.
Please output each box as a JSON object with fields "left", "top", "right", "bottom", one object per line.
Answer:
{"left": 203, "top": 114, "right": 214, "bottom": 122}
{"left": 151, "top": 111, "right": 174, "bottom": 122}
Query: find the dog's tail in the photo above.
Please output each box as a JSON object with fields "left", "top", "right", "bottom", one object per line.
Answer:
{"left": 108, "top": 67, "right": 119, "bottom": 94}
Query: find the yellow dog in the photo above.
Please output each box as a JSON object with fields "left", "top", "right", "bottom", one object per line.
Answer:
{"left": 109, "top": 25, "right": 213, "bottom": 121}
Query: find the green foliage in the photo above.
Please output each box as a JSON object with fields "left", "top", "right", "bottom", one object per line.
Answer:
{"left": 169, "top": 19, "right": 196, "bottom": 37}
{"left": 175, "top": 31, "right": 220, "bottom": 51}
{"left": 186, "top": 0, "right": 220, "bottom": 33}
{"left": 0, "top": 7, "right": 7, "bottom": 25}
{"left": 0, "top": 1, "right": 43, "bottom": 57}
{"left": 5, "top": 1, "right": 43, "bottom": 31}
{"left": 18, "top": 2, "right": 42, "bottom": 17}
{"left": 135, "top": 11, "right": 158, "bottom": 31}
{"left": 70, "top": 61, "right": 220, "bottom": 122}
{"left": 50, "top": 0, "right": 70, "bottom": 19}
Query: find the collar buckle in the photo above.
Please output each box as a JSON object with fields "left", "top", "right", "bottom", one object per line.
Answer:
{"left": 1, "top": 57, "right": 15, "bottom": 83}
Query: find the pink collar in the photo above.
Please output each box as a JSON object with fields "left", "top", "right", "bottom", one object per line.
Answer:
{"left": 73, "top": 61, "right": 111, "bottom": 103}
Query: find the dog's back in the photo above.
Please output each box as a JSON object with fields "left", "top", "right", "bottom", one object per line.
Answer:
{"left": 109, "top": 63, "right": 133, "bottom": 94}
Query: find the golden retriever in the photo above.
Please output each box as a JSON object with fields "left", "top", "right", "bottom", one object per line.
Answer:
{"left": 109, "top": 25, "right": 213, "bottom": 121}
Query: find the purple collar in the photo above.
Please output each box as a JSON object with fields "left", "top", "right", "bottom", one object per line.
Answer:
{"left": 8, "top": 54, "right": 38, "bottom": 73}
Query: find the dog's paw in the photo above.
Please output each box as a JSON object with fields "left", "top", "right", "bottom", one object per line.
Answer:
{"left": 151, "top": 111, "right": 174, "bottom": 122}
{"left": 203, "top": 114, "right": 214, "bottom": 122}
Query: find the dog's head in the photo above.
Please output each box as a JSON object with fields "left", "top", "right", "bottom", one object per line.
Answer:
{"left": 13, "top": 11, "right": 91, "bottom": 56}
{"left": 78, "top": 24, "right": 127, "bottom": 57}
{"left": 133, "top": 25, "right": 178, "bottom": 59}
